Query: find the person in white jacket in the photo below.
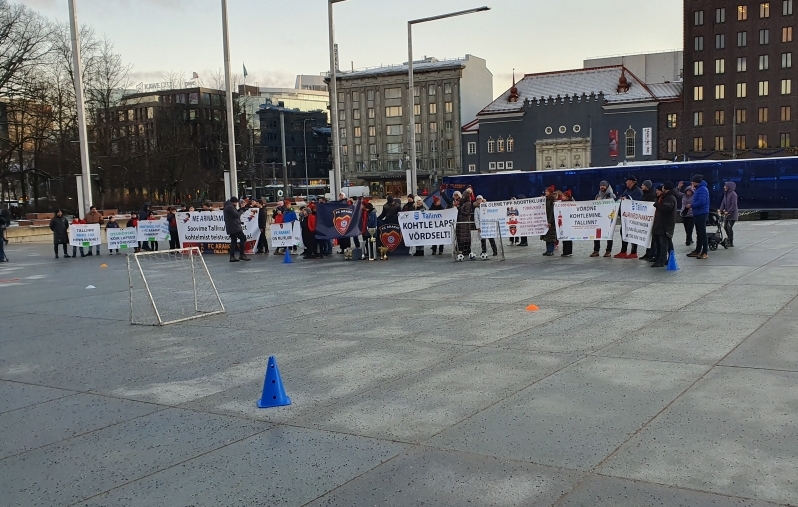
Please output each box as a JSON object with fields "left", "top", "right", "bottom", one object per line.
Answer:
{"left": 474, "top": 195, "right": 498, "bottom": 256}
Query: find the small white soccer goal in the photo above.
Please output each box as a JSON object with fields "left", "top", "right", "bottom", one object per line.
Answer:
{"left": 451, "top": 220, "right": 505, "bottom": 262}
{"left": 127, "top": 247, "right": 225, "bottom": 326}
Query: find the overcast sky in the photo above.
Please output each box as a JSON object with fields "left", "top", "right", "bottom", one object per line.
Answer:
{"left": 20, "top": 0, "right": 683, "bottom": 97}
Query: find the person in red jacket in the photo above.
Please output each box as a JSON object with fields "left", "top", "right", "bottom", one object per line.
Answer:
{"left": 301, "top": 207, "right": 318, "bottom": 259}
{"left": 71, "top": 217, "right": 86, "bottom": 258}
{"left": 129, "top": 214, "right": 141, "bottom": 252}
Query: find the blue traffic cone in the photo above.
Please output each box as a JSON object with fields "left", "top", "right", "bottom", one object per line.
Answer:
{"left": 283, "top": 248, "right": 293, "bottom": 264}
{"left": 257, "top": 356, "right": 291, "bottom": 408}
{"left": 667, "top": 250, "right": 679, "bottom": 271}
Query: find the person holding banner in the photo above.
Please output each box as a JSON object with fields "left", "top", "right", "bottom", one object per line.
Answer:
{"left": 223, "top": 196, "right": 251, "bottom": 262}
{"left": 412, "top": 197, "right": 427, "bottom": 257}
{"left": 84, "top": 206, "right": 104, "bottom": 256}
{"left": 591, "top": 181, "right": 616, "bottom": 257}
{"left": 166, "top": 207, "right": 180, "bottom": 250}
{"left": 256, "top": 199, "right": 269, "bottom": 254}
{"left": 283, "top": 200, "right": 298, "bottom": 255}
{"left": 541, "top": 186, "right": 557, "bottom": 256}
{"left": 559, "top": 190, "right": 574, "bottom": 257}
{"left": 106, "top": 216, "right": 120, "bottom": 255}
{"left": 300, "top": 207, "right": 318, "bottom": 259}
{"left": 474, "top": 195, "right": 498, "bottom": 257}
{"left": 639, "top": 181, "right": 659, "bottom": 262}
{"left": 49, "top": 210, "right": 71, "bottom": 259}
{"left": 70, "top": 216, "right": 86, "bottom": 258}
{"left": 687, "top": 174, "right": 711, "bottom": 259}
{"left": 456, "top": 189, "right": 475, "bottom": 256}
{"left": 428, "top": 196, "right": 446, "bottom": 255}
{"left": 651, "top": 182, "right": 678, "bottom": 267}
{"left": 614, "top": 176, "right": 644, "bottom": 259}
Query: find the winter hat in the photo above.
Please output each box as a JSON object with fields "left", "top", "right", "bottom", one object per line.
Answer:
{"left": 433, "top": 196, "right": 440, "bottom": 202}
{"left": 564, "top": 190, "right": 572, "bottom": 198}
{"left": 691, "top": 174, "right": 704, "bottom": 183}
{"left": 476, "top": 195, "right": 484, "bottom": 201}
{"left": 600, "top": 180, "right": 609, "bottom": 187}
{"left": 626, "top": 175, "right": 638, "bottom": 183}
{"left": 545, "top": 185, "right": 555, "bottom": 194}
{"left": 663, "top": 180, "right": 674, "bottom": 191}
{"left": 642, "top": 180, "right": 653, "bottom": 190}
{"left": 407, "top": 194, "right": 414, "bottom": 199}
{"left": 386, "top": 196, "right": 394, "bottom": 204}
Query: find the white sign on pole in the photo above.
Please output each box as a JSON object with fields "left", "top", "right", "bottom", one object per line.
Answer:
{"left": 175, "top": 210, "right": 261, "bottom": 244}
{"left": 69, "top": 224, "right": 101, "bottom": 247}
{"left": 620, "top": 199, "right": 656, "bottom": 248}
{"left": 554, "top": 200, "right": 620, "bottom": 241}
{"left": 270, "top": 222, "right": 302, "bottom": 247}
{"left": 479, "top": 197, "right": 548, "bottom": 239}
{"left": 107, "top": 228, "right": 138, "bottom": 250}
{"left": 137, "top": 219, "right": 169, "bottom": 242}
{"left": 397, "top": 208, "right": 458, "bottom": 246}
{"left": 642, "top": 127, "right": 653, "bottom": 156}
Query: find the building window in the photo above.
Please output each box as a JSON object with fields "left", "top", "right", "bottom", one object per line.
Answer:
{"left": 739, "top": 5, "right": 749, "bottom": 19}
{"left": 758, "top": 134, "right": 769, "bottom": 147}
{"left": 367, "top": 90, "right": 375, "bottom": 101}
{"left": 783, "top": 52, "right": 793, "bottom": 67}
{"left": 716, "top": 33, "right": 726, "bottom": 49}
{"left": 781, "top": 105, "right": 792, "bottom": 120}
{"left": 487, "top": 138, "right": 495, "bottom": 153}
{"left": 384, "top": 88, "right": 402, "bottom": 99}
{"left": 759, "top": 107, "right": 769, "bottom": 122}
{"left": 506, "top": 161, "right": 514, "bottom": 170}
{"left": 737, "top": 135, "right": 747, "bottom": 149}
{"left": 761, "top": 2, "right": 771, "bottom": 17}
{"left": 737, "top": 82, "right": 748, "bottom": 97}
{"left": 341, "top": 145, "right": 348, "bottom": 156}
{"left": 368, "top": 126, "right": 376, "bottom": 137}
{"left": 715, "top": 136, "right": 726, "bottom": 150}
{"left": 339, "top": 110, "right": 346, "bottom": 121}
{"left": 625, "top": 128, "right": 636, "bottom": 158}
{"left": 444, "top": 102, "right": 453, "bottom": 113}
{"left": 354, "top": 127, "right": 362, "bottom": 138}
{"left": 467, "top": 142, "right": 476, "bottom": 155}
{"left": 781, "top": 133, "right": 792, "bottom": 147}
{"left": 784, "top": 26, "right": 794, "bottom": 41}
{"left": 385, "top": 125, "right": 402, "bottom": 136}
{"left": 695, "top": 10, "right": 705, "bottom": 25}
{"left": 444, "top": 83, "right": 452, "bottom": 94}
{"left": 667, "top": 113, "right": 678, "bottom": 128}
{"left": 386, "top": 143, "right": 402, "bottom": 154}
{"left": 738, "top": 31, "right": 748, "bottom": 47}
{"left": 428, "top": 84, "right": 436, "bottom": 96}
{"left": 489, "top": 162, "right": 497, "bottom": 171}
{"left": 507, "top": 137, "right": 515, "bottom": 152}
{"left": 717, "top": 7, "right": 727, "bottom": 22}
{"left": 785, "top": 0, "right": 794, "bottom": 14}
{"left": 695, "top": 36, "right": 705, "bottom": 51}
{"left": 694, "top": 111, "right": 704, "bottom": 126}
{"left": 446, "top": 158, "right": 455, "bottom": 169}
{"left": 716, "top": 59, "right": 725, "bottom": 74}
{"left": 352, "top": 91, "right": 359, "bottom": 102}
{"left": 716, "top": 84, "right": 726, "bottom": 99}
{"left": 340, "top": 127, "right": 347, "bottom": 139}
{"left": 496, "top": 161, "right": 505, "bottom": 170}
{"left": 468, "top": 164, "right": 476, "bottom": 173}
{"left": 337, "top": 92, "right": 345, "bottom": 102}
{"left": 415, "top": 141, "right": 422, "bottom": 152}
{"left": 782, "top": 78, "right": 793, "bottom": 94}
{"left": 445, "top": 121, "right": 453, "bottom": 132}
{"left": 695, "top": 61, "right": 704, "bottom": 75}
{"left": 694, "top": 137, "right": 704, "bottom": 151}
{"left": 667, "top": 139, "right": 678, "bottom": 153}
{"left": 414, "top": 104, "right": 421, "bottom": 116}
{"left": 367, "top": 108, "right": 375, "bottom": 119}
{"left": 760, "top": 29, "right": 770, "bottom": 44}
{"left": 369, "top": 144, "right": 376, "bottom": 155}
{"left": 737, "top": 108, "right": 748, "bottom": 123}
{"left": 715, "top": 110, "right": 726, "bottom": 125}
{"left": 694, "top": 85, "right": 705, "bottom": 100}
{"left": 497, "top": 137, "right": 505, "bottom": 152}
{"left": 355, "top": 144, "right": 362, "bottom": 156}
{"left": 738, "top": 56, "right": 748, "bottom": 71}
{"left": 760, "top": 80, "right": 770, "bottom": 95}
{"left": 384, "top": 106, "right": 402, "bottom": 117}
{"left": 415, "top": 123, "right": 422, "bottom": 134}
{"left": 445, "top": 139, "right": 454, "bottom": 151}
{"left": 413, "top": 86, "right": 420, "bottom": 97}
{"left": 429, "top": 122, "right": 437, "bottom": 133}
{"left": 760, "top": 54, "right": 770, "bottom": 70}
{"left": 429, "top": 103, "right": 437, "bottom": 114}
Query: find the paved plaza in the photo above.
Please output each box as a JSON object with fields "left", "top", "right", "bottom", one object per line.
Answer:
{"left": 1, "top": 221, "right": 798, "bottom": 507}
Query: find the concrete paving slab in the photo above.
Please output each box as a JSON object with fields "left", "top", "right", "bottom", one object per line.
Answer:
{"left": 304, "top": 447, "right": 585, "bottom": 507}
{"left": 0, "top": 409, "right": 268, "bottom": 507}
{"left": 430, "top": 357, "right": 708, "bottom": 470}
{"left": 0, "top": 393, "right": 160, "bottom": 459}
{"left": 0, "top": 381, "right": 76, "bottom": 414}
{"left": 732, "top": 266, "right": 798, "bottom": 285}
{"left": 78, "top": 426, "right": 406, "bottom": 507}
{"left": 599, "top": 367, "right": 798, "bottom": 505}
{"left": 595, "top": 282, "right": 724, "bottom": 311}
{"left": 301, "top": 348, "right": 580, "bottom": 442}
{"left": 558, "top": 474, "right": 782, "bottom": 507}
{"left": 687, "top": 284, "right": 798, "bottom": 315}
{"left": 720, "top": 316, "right": 798, "bottom": 371}
{"left": 537, "top": 281, "right": 651, "bottom": 307}
{"left": 597, "top": 312, "right": 770, "bottom": 364}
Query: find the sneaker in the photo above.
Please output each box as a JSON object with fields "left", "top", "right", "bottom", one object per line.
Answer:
{"left": 686, "top": 251, "right": 699, "bottom": 257}
{"left": 590, "top": 251, "right": 599, "bottom": 257}
{"left": 698, "top": 253, "right": 708, "bottom": 260}
{"left": 626, "top": 253, "right": 639, "bottom": 259}
{"left": 561, "top": 253, "right": 572, "bottom": 257}
{"left": 651, "top": 262, "right": 665, "bottom": 268}
{"left": 542, "top": 251, "right": 554, "bottom": 256}
{"left": 614, "top": 252, "right": 628, "bottom": 259}
{"left": 64, "top": 254, "right": 71, "bottom": 258}
{"left": 604, "top": 251, "right": 612, "bottom": 258}
{"left": 229, "top": 257, "right": 239, "bottom": 262}
{"left": 639, "top": 255, "right": 653, "bottom": 261}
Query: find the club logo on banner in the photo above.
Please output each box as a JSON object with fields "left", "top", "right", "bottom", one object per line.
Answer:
{"left": 314, "top": 201, "right": 363, "bottom": 239}
{"left": 332, "top": 208, "right": 353, "bottom": 236}
{"left": 137, "top": 218, "right": 169, "bottom": 242}
{"left": 69, "top": 224, "right": 101, "bottom": 247}
{"left": 398, "top": 208, "right": 457, "bottom": 247}
{"left": 554, "top": 200, "right": 620, "bottom": 240}
{"left": 620, "top": 199, "right": 655, "bottom": 248}
{"left": 107, "top": 228, "right": 138, "bottom": 250}
{"left": 479, "top": 198, "right": 548, "bottom": 239}
{"left": 378, "top": 223, "right": 405, "bottom": 252}
{"left": 176, "top": 211, "right": 261, "bottom": 254}
{"left": 270, "top": 222, "right": 301, "bottom": 248}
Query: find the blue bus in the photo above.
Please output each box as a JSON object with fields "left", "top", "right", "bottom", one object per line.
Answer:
{"left": 442, "top": 157, "right": 798, "bottom": 211}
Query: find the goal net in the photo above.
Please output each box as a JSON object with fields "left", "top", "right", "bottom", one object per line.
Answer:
{"left": 127, "top": 247, "right": 225, "bottom": 326}
{"left": 451, "top": 220, "right": 506, "bottom": 262}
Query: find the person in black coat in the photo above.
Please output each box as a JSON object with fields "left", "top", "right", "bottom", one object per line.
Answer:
{"left": 640, "top": 180, "right": 659, "bottom": 261}
{"left": 223, "top": 196, "right": 250, "bottom": 262}
{"left": 49, "top": 210, "right": 71, "bottom": 258}
{"left": 256, "top": 199, "right": 269, "bottom": 254}
{"left": 651, "top": 181, "right": 678, "bottom": 267}
{"left": 0, "top": 214, "right": 7, "bottom": 262}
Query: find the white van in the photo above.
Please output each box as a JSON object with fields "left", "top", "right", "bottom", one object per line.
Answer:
{"left": 339, "top": 186, "right": 371, "bottom": 198}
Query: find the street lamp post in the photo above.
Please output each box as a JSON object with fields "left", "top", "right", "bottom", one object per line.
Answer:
{"left": 67, "top": 0, "right": 92, "bottom": 218}
{"left": 407, "top": 6, "right": 490, "bottom": 195}
{"left": 221, "top": 0, "right": 238, "bottom": 201}
{"left": 328, "top": 0, "right": 349, "bottom": 200}
{"left": 303, "top": 118, "right": 312, "bottom": 194}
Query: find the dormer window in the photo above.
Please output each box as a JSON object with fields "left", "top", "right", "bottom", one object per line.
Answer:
{"left": 487, "top": 137, "right": 495, "bottom": 153}
{"left": 497, "top": 137, "right": 505, "bottom": 152}
{"left": 507, "top": 136, "right": 515, "bottom": 152}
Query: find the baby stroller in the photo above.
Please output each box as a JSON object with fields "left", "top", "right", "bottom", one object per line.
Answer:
{"left": 708, "top": 211, "right": 729, "bottom": 251}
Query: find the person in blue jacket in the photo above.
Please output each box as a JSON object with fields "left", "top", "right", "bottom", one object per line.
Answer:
{"left": 614, "top": 175, "right": 644, "bottom": 259}
{"left": 282, "top": 199, "right": 298, "bottom": 255}
{"left": 687, "top": 174, "right": 711, "bottom": 259}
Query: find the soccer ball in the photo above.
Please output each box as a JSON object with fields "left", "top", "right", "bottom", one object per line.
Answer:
{"left": 480, "top": 252, "right": 489, "bottom": 260}
{"left": 456, "top": 253, "right": 465, "bottom": 262}
{"left": 469, "top": 252, "right": 477, "bottom": 261}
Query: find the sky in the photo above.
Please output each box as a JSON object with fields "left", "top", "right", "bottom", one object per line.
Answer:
{"left": 19, "top": 0, "right": 683, "bottom": 98}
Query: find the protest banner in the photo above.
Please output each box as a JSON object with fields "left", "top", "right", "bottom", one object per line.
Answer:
{"left": 314, "top": 201, "right": 363, "bottom": 239}
{"left": 107, "top": 228, "right": 138, "bottom": 251}
{"left": 175, "top": 210, "right": 261, "bottom": 254}
{"left": 69, "top": 224, "right": 102, "bottom": 247}
{"left": 376, "top": 221, "right": 410, "bottom": 256}
{"left": 270, "top": 222, "right": 302, "bottom": 248}
{"left": 137, "top": 218, "right": 169, "bottom": 242}
{"left": 554, "top": 200, "right": 620, "bottom": 241}
{"left": 479, "top": 197, "right": 548, "bottom": 239}
{"left": 620, "top": 199, "right": 655, "bottom": 248}
{"left": 398, "top": 208, "right": 457, "bottom": 247}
